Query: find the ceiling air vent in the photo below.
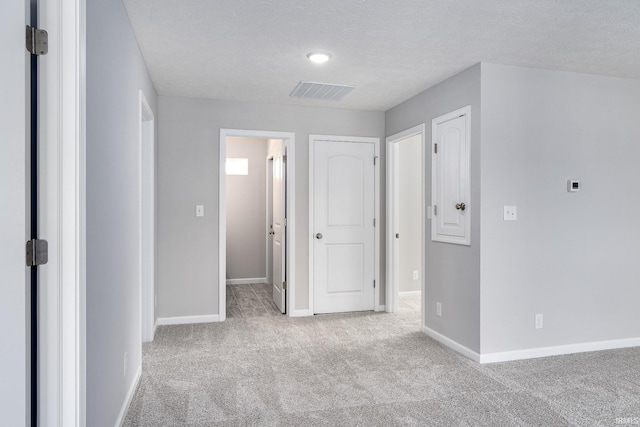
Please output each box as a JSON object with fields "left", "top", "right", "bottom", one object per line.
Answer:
{"left": 290, "top": 81, "right": 355, "bottom": 101}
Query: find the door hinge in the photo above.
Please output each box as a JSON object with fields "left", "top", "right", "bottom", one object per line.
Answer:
{"left": 374, "top": 156, "right": 378, "bottom": 165}
{"left": 282, "top": 281, "right": 287, "bottom": 290}
{"left": 433, "top": 205, "right": 437, "bottom": 216}
{"left": 434, "top": 143, "right": 438, "bottom": 154}
{"left": 283, "top": 218, "right": 288, "bottom": 227}
{"left": 26, "top": 239, "right": 48, "bottom": 267}
{"left": 283, "top": 155, "right": 287, "bottom": 164}
{"left": 26, "top": 26, "right": 48, "bottom": 56}
{"left": 373, "top": 218, "right": 376, "bottom": 227}
{"left": 395, "top": 233, "right": 399, "bottom": 239}
{"left": 373, "top": 280, "right": 376, "bottom": 288}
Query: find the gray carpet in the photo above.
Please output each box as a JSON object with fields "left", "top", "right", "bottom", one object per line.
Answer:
{"left": 124, "top": 294, "right": 640, "bottom": 426}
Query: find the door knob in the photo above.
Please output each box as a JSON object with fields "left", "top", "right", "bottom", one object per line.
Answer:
{"left": 456, "top": 203, "right": 466, "bottom": 211}
{"left": 315, "top": 233, "right": 323, "bottom": 240}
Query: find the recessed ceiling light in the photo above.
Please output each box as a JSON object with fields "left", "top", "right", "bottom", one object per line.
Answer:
{"left": 307, "top": 52, "right": 331, "bottom": 64}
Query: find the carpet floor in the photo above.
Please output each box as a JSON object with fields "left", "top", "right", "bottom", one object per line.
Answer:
{"left": 124, "top": 294, "right": 640, "bottom": 426}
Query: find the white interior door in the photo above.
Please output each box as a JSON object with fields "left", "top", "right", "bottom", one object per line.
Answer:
{"left": 0, "top": 2, "right": 29, "bottom": 423}
{"left": 313, "top": 140, "right": 375, "bottom": 314}
{"left": 272, "top": 150, "right": 286, "bottom": 313}
{"left": 432, "top": 106, "right": 471, "bottom": 245}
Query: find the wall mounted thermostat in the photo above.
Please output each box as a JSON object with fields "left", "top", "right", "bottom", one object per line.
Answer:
{"left": 567, "top": 180, "right": 580, "bottom": 192}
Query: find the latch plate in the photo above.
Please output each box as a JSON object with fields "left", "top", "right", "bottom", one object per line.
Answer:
{"left": 26, "top": 239, "right": 48, "bottom": 267}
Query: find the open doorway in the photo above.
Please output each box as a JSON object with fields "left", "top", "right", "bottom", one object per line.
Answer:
{"left": 219, "top": 130, "right": 295, "bottom": 320}
{"left": 386, "top": 124, "right": 426, "bottom": 325}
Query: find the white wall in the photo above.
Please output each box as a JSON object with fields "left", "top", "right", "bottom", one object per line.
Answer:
{"left": 386, "top": 64, "right": 482, "bottom": 352}
{"left": 480, "top": 64, "right": 640, "bottom": 354}
{"left": 398, "top": 135, "right": 422, "bottom": 293}
{"left": 157, "top": 95, "right": 385, "bottom": 318}
{"left": 86, "top": 0, "right": 157, "bottom": 424}
{"left": 226, "top": 137, "right": 268, "bottom": 281}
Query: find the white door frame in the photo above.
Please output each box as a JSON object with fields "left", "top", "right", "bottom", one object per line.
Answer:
{"left": 139, "top": 91, "right": 155, "bottom": 342}
{"left": 219, "top": 129, "right": 296, "bottom": 318}
{"left": 39, "top": 0, "right": 86, "bottom": 425}
{"left": 308, "top": 134, "right": 382, "bottom": 314}
{"left": 386, "top": 124, "right": 426, "bottom": 326}
{"left": 265, "top": 157, "right": 274, "bottom": 286}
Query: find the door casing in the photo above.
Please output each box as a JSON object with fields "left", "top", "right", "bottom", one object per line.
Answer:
{"left": 308, "top": 134, "right": 382, "bottom": 314}
{"left": 219, "top": 129, "right": 296, "bottom": 318}
{"left": 38, "top": 0, "right": 87, "bottom": 425}
{"left": 139, "top": 90, "right": 156, "bottom": 342}
{"left": 385, "top": 124, "right": 426, "bottom": 330}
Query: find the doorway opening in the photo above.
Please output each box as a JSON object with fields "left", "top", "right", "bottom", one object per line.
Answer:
{"left": 219, "top": 130, "right": 295, "bottom": 320}
{"left": 386, "top": 124, "right": 426, "bottom": 325}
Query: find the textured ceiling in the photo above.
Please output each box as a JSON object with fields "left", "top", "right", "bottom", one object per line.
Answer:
{"left": 122, "top": 0, "right": 640, "bottom": 111}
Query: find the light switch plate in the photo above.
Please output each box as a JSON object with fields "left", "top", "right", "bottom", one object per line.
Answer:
{"left": 196, "top": 205, "right": 204, "bottom": 217}
{"left": 504, "top": 206, "right": 517, "bottom": 221}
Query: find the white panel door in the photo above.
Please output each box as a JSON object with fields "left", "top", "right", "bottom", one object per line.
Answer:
{"left": 313, "top": 141, "right": 375, "bottom": 314}
{"left": 272, "top": 150, "right": 286, "bottom": 313}
{"left": 432, "top": 107, "right": 471, "bottom": 245}
{"left": 0, "top": 1, "right": 28, "bottom": 424}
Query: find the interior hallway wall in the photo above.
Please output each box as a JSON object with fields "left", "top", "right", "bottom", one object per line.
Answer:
{"left": 157, "top": 96, "right": 385, "bottom": 318}
{"left": 398, "top": 135, "right": 423, "bottom": 293}
{"left": 86, "top": 0, "right": 157, "bottom": 424}
{"left": 385, "top": 63, "right": 482, "bottom": 352}
{"left": 226, "top": 137, "right": 268, "bottom": 281}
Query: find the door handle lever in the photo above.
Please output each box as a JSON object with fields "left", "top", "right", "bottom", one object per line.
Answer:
{"left": 455, "top": 203, "right": 466, "bottom": 211}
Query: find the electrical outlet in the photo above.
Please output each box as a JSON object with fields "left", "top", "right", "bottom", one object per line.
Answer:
{"left": 504, "top": 206, "right": 517, "bottom": 221}
{"left": 413, "top": 270, "right": 419, "bottom": 280}
{"left": 124, "top": 352, "right": 128, "bottom": 377}
{"left": 436, "top": 302, "right": 442, "bottom": 317}
{"left": 535, "top": 314, "right": 543, "bottom": 329}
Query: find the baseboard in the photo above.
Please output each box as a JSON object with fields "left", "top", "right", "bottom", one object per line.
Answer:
{"left": 422, "top": 326, "right": 481, "bottom": 362}
{"left": 156, "top": 314, "right": 221, "bottom": 326}
{"left": 375, "top": 304, "right": 386, "bottom": 312}
{"left": 479, "top": 336, "right": 640, "bottom": 364}
{"left": 289, "top": 309, "right": 312, "bottom": 317}
{"left": 226, "top": 277, "right": 267, "bottom": 285}
{"left": 115, "top": 365, "right": 141, "bottom": 427}
{"left": 399, "top": 291, "right": 421, "bottom": 297}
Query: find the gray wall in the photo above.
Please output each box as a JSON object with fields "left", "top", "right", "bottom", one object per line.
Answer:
{"left": 157, "top": 96, "right": 385, "bottom": 318}
{"left": 398, "top": 135, "right": 423, "bottom": 293}
{"left": 86, "top": 0, "right": 157, "bottom": 424}
{"left": 480, "top": 64, "right": 640, "bottom": 353}
{"left": 226, "top": 137, "right": 268, "bottom": 280}
{"left": 386, "top": 64, "right": 482, "bottom": 352}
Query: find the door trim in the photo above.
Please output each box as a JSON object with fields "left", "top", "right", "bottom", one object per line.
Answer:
{"left": 219, "top": 129, "right": 296, "bottom": 319}
{"left": 139, "top": 90, "right": 155, "bottom": 343}
{"left": 308, "top": 135, "right": 382, "bottom": 314}
{"left": 385, "top": 125, "right": 426, "bottom": 331}
{"left": 39, "top": 0, "right": 87, "bottom": 425}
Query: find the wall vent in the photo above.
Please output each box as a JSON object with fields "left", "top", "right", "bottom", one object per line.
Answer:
{"left": 290, "top": 81, "right": 355, "bottom": 101}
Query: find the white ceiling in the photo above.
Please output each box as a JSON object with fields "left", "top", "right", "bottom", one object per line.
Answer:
{"left": 122, "top": 0, "right": 640, "bottom": 111}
